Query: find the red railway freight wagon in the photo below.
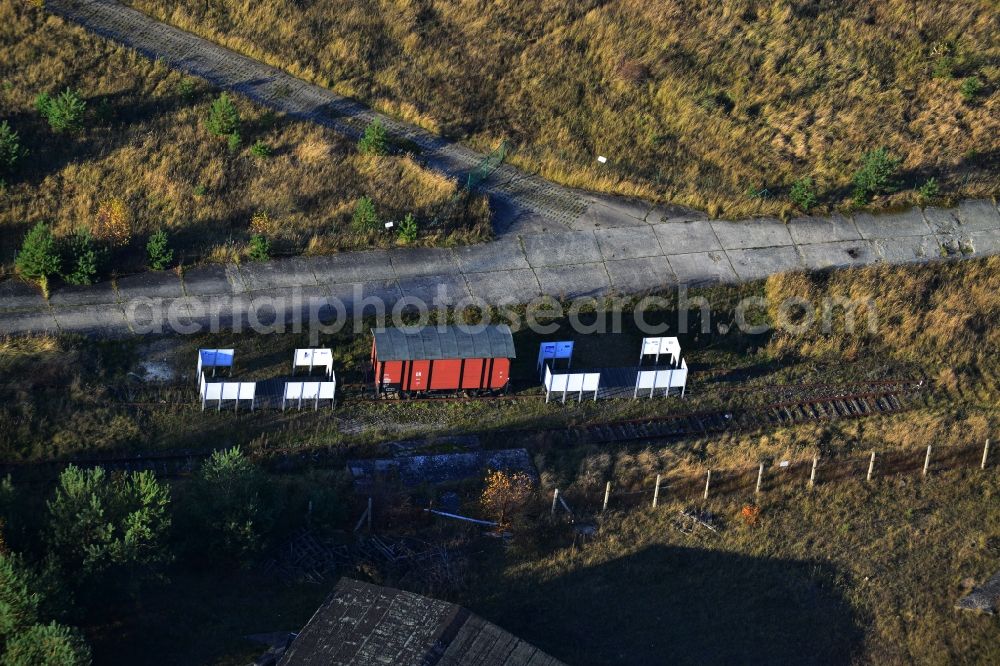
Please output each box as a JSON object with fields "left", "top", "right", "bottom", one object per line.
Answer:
{"left": 371, "top": 325, "right": 516, "bottom": 396}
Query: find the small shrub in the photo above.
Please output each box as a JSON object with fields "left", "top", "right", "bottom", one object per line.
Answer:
{"left": 35, "top": 88, "right": 86, "bottom": 133}
{"left": 351, "top": 196, "right": 379, "bottom": 232}
{"left": 481, "top": 470, "right": 534, "bottom": 529}
{"left": 917, "top": 177, "right": 939, "bottom": 203}
{"left": 33, "top": 92, "right": 49, "bottom": 115}
{"left": 193, "top": 184, "right": 208, "bottom": 197}
{"left": 789, "top": 176, "right": 817, "bottom": 212}
{"left": 398, "top": 213, "right": 418, "bottom": 243}
{"left": 60, "top": 228, "right": 99, "bottom": 286}
{"left": 95, "top": 197, "right": 131, "bottom": 246}
{"left": 183, "top": 447, "right": 279, "bottom": 567}
{"left": 0, "top": 552, "right": 40, "bottom": 644}
{"left": 250, "top": 139, "right": 272, "bottom": 159}
{"left": 177, "top": 78, "right": 196, "bottom": 98}
{"left": 959, "top": 77, "right": 982, "bottom": 102}
{"left": 357, "top": 118, "right": 387, "bottom": 155}
{"left": 207, "top": 93, "right": 240, "bottom": 137}
{"left": 932, "top": 56, "right": 954, "bottom": 80}
{"left": 93, "top": 98, "right": 113, "bottom": 125}
{"left": 146, "top": 229, "right": 174, "bottom": 270}
{"left": 249, "top": 210, "right": 273, "bottom": 235}
{"left": 227, "top": 132, "right": 242, "bottom": 153}
{"left": 1, "top": 621, "right": 91, "bottom": 666}
{"left": 248, "top": 234, "right": 270, "bottom": 261}
{"left": 741, "top": 504, "right": 760, "bottom": 527}
{"left": 851, "top": 147, "right": 901, "bottom": 204}
{"left": 745, "top": 184, "right": 769, "bottom": 200}
{"left": 0, "top": 121, "right": 23, "bottom": 174}
{"left": 15, "top": 222, "right": 60, "bottom": 282}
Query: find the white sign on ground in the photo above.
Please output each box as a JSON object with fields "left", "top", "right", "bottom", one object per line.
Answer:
{"left": 639, "top": 337, "right": 681, "bottom": 365}
{"left": 199, "top": 374, "right": 255, "bottom": 411}
{"left": 633, "top": 358, "right": 688, "bottom": 398}
{"left": 283, "top": 380, "right": 337, "bottom": 410}
{"left": 196, "top": 349, "right": 234, "bottom": 380}
{"left": 292, "top": 348, "right": 334, "bottom": 378}
{"left": 544, "top": 364, "right": 600, "bottom": 403}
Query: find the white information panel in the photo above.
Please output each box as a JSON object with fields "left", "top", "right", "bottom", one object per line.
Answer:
{"left": 633, "top": 359, "right": 687, "bottom": 398}
{"left": 537, "top": 341, "right": 575, "bottom": 376}
{"left": 639, "top": 337, "right": 680, "bottom": 365}
{"left": 203, "top": 382, "right": 222, "bottom": 402}
{"left": 670, "top": 359, "right": 688, "bottom": 390}
{"left": 292, "top": 349, "right": 334, "bottom": 378}
{"left": 200, "top": 376, "right": 256, "bottom": 410}
{"left": 283, "top": 380, "right": 337, "bottom": 410}
{"left": 544, "top": 365, "right": 600, "bottom": 403}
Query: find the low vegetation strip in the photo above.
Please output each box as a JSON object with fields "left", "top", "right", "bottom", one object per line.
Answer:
{"left": 120, "top": 0, "right": 999, "bottom": 217}
{"left": 555, "top": 441, "right": 992, "bottom": 513}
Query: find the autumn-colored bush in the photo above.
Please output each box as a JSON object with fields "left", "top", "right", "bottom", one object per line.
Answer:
{"left": 95, "top": 198, "right": 131, "bottom": 247}
{"left": 740, "top": 504, "right": 760, "bottom": 527}
{"left": 481, "top": 470, "right": 534, "bottom": 529}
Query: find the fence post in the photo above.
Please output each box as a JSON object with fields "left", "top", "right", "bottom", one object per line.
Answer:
{"left": 755, "top": 463, "right": 764, "bottom": 494}
{"left": 367, "top": 497, "right": 373, "bottom": 533}
{"left": 867, "top": 451, "right": 876, "bottom": 482}
{"left": 652, "top": 474, "right": 661, "bottom": 509}
{"left": 551, "top": 489, "right": 559, "bottom": 518}
{"left": 809, "top": 456, "right": 818, "bottom": 489}
{"left": 703, "top": 470, "right": 712, "bottom": 500}
{"left": 602, "top": 481, "right": 611, "bottom": 513}
{"left": 983, "top": 439, "right": 991, "bottom": 470}
{"left": 923, "top": 444, "right": 932, "bottom": 477}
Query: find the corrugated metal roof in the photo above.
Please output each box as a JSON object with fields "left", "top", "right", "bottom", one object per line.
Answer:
{"left": 280, "top": 578, "right": 565, "bottom": 666}
{"left": 372, "top": 325, "right": 516, "bottom": 361}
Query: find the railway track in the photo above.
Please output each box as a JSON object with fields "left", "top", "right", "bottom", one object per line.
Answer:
{"left": 512, "top": 383, "right": 921, "bottom": 447}
{"left": 0, "top": 381, "right": 922, "bottom": 479}
{"left": 0, "top": 376, "right": 921, "bottom": 407}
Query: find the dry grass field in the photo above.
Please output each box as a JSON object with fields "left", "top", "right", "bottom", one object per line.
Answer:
{"left": 125, "top": 0, "right": 1000, "bottom": 217}
{"left": 463, "top": 469, "right": 1000, "bottom": 665}
{"left": 0, "top": 1, "right": 489, "bottom": 275}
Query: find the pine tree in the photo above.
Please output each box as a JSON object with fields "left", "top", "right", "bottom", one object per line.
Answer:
{"left": 146, "top": 229, "right": 174, "bottom": 270}
{"left": 61, "top": 228, "right": 99, "bottom": 286}
{"left": 14, "top": 223, "right": 60, "bottom": 282}
{"left": 46, "top": 466, "right": 172, "bottom": 584}
{"left": 357, "top": 118, "right": 387, "bottom": 155}
{"left": 184, "top": 447, "right": 278, "bottom": 566}
{"left": 0, "top": 552, "right": 39, "bottom": 647}
{"left": 397, "top": 213, "right": 418, "bottom": 243}
{"left": 35, "top": 89, "right": 86, "bottom": 134}
{"left": 206, "top": 92, "right": 240, "bottom": 137}
{"left": 0, "top": 122, "right": 23, "bottom": 174}
{"left": 852, "top": 148, "right": 901, "bottom": 204}
{"left": 352, "top": 196, "right": 379, "bottom": 232}
{"left": 1, "top": 622, "right": 90, "bottom": 666}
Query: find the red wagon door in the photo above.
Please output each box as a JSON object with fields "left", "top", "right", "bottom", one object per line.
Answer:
{"left": 489, "top": 359, "right": 510, "bottom": 389}
{"left": 407, "top": 360, "right": 431, "bottom": 391}
{"left": 461, "top": 359, "right": 485, "bottom": 390}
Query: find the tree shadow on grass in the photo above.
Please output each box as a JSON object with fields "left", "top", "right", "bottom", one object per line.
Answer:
{"left": 477, "top": 543, "right": 862, "bottom": 665}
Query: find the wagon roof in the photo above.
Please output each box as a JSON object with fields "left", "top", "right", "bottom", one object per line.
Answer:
{"left": 372, "top": 325, "right": 516, "bottom": 361}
